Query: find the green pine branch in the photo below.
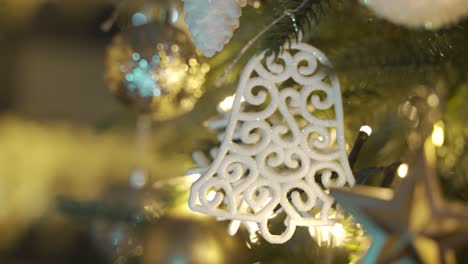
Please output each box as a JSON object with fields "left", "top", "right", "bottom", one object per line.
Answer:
{"left": 262, "top": 0, "right": 333, "bottom": 56}
{"left": 330, "top": 29, "right": 468, "bottom": 72}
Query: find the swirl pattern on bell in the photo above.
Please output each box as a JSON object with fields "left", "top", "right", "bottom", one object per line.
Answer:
{"left": 189, "top": 40, "right": 355, "bottom": 243}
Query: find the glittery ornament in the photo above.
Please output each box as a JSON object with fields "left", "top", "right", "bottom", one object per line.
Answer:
{"left": 184, "top": 0, "right": 243, "bottom": 57}
{"left": 189, "top": 38, "right": 355, "bottom": 244}
{"left": 105, "top": 23, "right": 209, "bottom": 120}
{"left": 91, "top": 222, "right": 142, "bottom": 259}
{"left": 115, "top": 0, "right": 188, "bottom": 32}
{"left": 360, "top": 0, "right": 468, "bottom": 29}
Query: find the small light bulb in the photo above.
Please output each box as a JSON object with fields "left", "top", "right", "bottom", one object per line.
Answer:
{"left": 249, "top": 232, "right": 259, "bottom": 243}
{"left": 427, "top": 94, "right": 440, "bottom": 107}
{"left": 397, "top": 163, "right": 409, "bottom": 178}
{"left": 431, "top": 121, "right": 445, "bottom": 147}
{"left": 218, "top": 95, "right": 236, "bottom": 112}
{"left": 360, "top": 125, "right": 373, "bottom": 136}
{"left": 331, "top": 223, "right": 345, "bottom": 240}
{"left": 218, "top": 95, "right": 245, "bottom": 112}
{"left": 321, "top": 226, "right": 332, "bottom": 244}
{"left": 308, "top": 226, "right": 316, "bottom": 238}
{"left": 187, "top": 173, "right": 201, "bottom": 182}
{"left": 228, "top": 220, "right": 241, "bottom": 236}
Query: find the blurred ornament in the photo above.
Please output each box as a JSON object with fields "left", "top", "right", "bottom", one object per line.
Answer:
{"left": 88, "top": 185, "right": 164, "bottom": 259}
{"left": 331, "top": 149, "right": 468, "bottom": 264}
{"left": 141, "top": 217, "right": 247, "bottom": 264}
{"left": 184, "top": 0, "right": 243, "bottom": 57}
{"left": 431, "top": 120, "right": 445, "bottom": 148}
{"left": 105, "top": 22, "right": 209, "bottom": 120}
{"left": 360, "top": 0, "right": 468, "bottom": 29}
{"left": 91, "top": 221, "right": 142, "bottom": 260}
{"left": 103, "top": 0, "right": 188, "bottom": 32}
{"left": 189, "top": 38, "right": 355, "bottom": 244}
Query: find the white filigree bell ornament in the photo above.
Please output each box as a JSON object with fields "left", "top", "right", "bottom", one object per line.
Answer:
{"left": 189, "top": 34, "right": 355, "bottom": 244}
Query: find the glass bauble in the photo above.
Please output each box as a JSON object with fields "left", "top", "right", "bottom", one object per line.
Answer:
{"left": 105, "top": 22, "right": 209, "bottom": 120}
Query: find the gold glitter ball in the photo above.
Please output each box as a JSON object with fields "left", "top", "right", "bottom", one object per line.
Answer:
{"left": 105, "top": 23, "right": 208, "bottom": 121}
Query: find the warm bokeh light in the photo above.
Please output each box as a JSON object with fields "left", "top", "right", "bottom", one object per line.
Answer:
{"left": 397, "top": 163, "right": 409, "bottom": 178}
{"left": 218, "top": 95, "right": 236, "bottom": 112}
{"left": 186, "top": 172, "right": 201, "bottom": 182}
{"left": 218, "top": 95, "right": 245, "bottom": 112}
{"left": 227, "top": 220, "right": 241, "bottom": 236}
{"left": 431, "top": 120, "right": 445, "bottom": 147}
{"left": 227, "top": 220, "right": 260, "bottom": 244}
{"left": 427, "top": 93, "right": 440, "bottom": 107}
{"left": 246, "top": 222, "right": 260, "bottom": 244}
{"left": 309, "top": 223, "right": 347, "bottom": 247}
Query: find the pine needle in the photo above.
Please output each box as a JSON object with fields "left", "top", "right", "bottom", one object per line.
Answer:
{"left": 263, "top": 0, "right": 332, "bottom": 56}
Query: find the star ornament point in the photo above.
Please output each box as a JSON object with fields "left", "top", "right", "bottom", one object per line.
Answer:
{"left": 331, "top": 153, "right": 468, "bottom": 264}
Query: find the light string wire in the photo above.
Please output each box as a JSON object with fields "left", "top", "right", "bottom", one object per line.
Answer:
{"left": 214, "top": 0, "right": 310, "bottom": 86}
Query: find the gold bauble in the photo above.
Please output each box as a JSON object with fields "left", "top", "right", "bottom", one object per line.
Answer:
{"left": 116, "top": 0, "right": 188, "bottom": 32}
{"left": 142, "top": 217, "right": 247, "bottom": 264}
{"left": 105, "top": 23, "right": 209, "bottom": 121}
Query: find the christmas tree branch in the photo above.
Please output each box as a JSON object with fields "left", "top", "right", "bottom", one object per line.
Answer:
{"left": 331, "top": 29, "right": 467, "bottom": 72}
{"left": 263, "top": 0, "right": 332, "bottom": 56}
{"left": 215, "top": 0, "right": 314, "bottom": 85}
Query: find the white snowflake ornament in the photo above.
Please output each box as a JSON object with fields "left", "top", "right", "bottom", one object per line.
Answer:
{"left": 189, "top": 39, "right": 355, "bottom": 244}
{"left": 184, "top": 0, "right": 243, "bottom": 57}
